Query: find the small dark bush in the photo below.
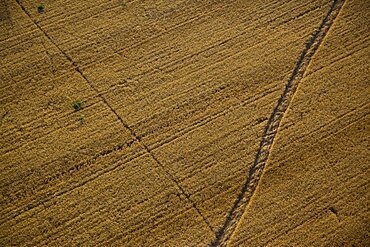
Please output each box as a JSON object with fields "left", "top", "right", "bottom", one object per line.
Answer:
{"left": 37, "top": 4, "right": 44, "bottom": 13}
{"left": 73, "top": 100, "right": 83, "bottom": 111}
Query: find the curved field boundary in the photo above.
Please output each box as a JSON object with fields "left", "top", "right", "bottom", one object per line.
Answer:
{"left": 210, "top": 0, "right": 346, "bottom": 246}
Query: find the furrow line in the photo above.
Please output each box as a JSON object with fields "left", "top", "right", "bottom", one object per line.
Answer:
{"left": 275, "top": 101, "right": 370, "bottom": 158}
{"left": 74, "top": 0, "right": 283, "bottom": 72}
{"left": 104, "top": 97, "right": 217, "bottom": 234}
{"left": 94, "top": 78, "right": 216, "bottom": 234}
{"left": 0, "top": 99, "right": 102, "bottom": 157}
{"left": 1, "top": 0, "right": 213, "bottom": 67}
{"left": 34, "top": 186, "right": 183, "bottom": 245}
{"left": 0, "top": 136, "right": 136, "bottom": 205}
{"left": 306, "top": 39, "right": 370, "bottom": 76}
{"left": 172, "top": 118, "right": 268, "bottom": 186}
{"left": 3, "top": 0, "right": 308, "bottom": 95}
{"left": 261, "top": 110, "right": 369, "bottom": 174}
{"left": 2, "top": 81, "right": 275, "bottom": 193}
{"left": 77, "top": 1, "right": 231, "bottom": 70}
{"left": 0, "top": 147, "right": 147, "bottom": 226}
{"left": 149, "top": 85, "right": 280, "bottom": 151}
{"left": 98, "top": 12, "right": 324, "bottom": 125}
{"left": 252, "top": 174, "right": 367, "bottom": 246}
{"left": 154, "top": 93, "right": 280, "bottom": 185}
{"left": 210, "top": 0, "right": 346, "bottom": 246}
{"left": 98, "top": 0, "right": 303, "bottom": 97}
{"left": 139, "top": 136, "right": 216, "bottom": 234}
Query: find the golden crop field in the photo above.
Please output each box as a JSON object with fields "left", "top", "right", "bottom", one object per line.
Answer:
{"left": 0, "top": 0, "right": 368, "bottom": 246}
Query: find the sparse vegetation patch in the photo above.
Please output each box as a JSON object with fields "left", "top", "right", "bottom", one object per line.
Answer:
{"left": 37, "top": 4, "right": 45, "bottom": 13}
{"left": 73, "top": 100, "right": 84, "bottom": 112}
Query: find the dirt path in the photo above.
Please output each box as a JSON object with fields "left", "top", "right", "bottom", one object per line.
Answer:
{"left": 211, "top": 0, "right": 346, "bottom": 246}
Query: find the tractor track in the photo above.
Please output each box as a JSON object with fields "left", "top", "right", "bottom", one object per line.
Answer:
{"left": 210, "top": 0, "right": 346, "bottom": 246}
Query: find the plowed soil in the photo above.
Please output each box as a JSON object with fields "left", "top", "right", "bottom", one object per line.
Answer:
{"left": 0, "top": 0, "right": 369, "bottom": 246}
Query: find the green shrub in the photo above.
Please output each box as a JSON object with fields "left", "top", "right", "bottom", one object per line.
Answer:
{"left": 37, "top": 4, "right": 45, "bottom": 13}
{"left": 73, "top": 100, "right": 84, "bottom": 111}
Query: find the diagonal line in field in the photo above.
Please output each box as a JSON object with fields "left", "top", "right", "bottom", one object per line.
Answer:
{"left": 210, "top": 0, "right": 346, "bottom": 246}
{"left": 14, "top": 0, "right": 214, "bottom": 234}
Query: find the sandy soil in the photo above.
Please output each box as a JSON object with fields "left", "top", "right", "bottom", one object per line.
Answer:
{"left": 0, "top": 0, "right": 368, "bottom": 246}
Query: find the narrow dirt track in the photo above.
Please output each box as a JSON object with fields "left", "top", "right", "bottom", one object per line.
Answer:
{"left": 229, "top": 0, "right": 369, "bottom": 245}
{"left": 211, "top": 0, "right": 346, "bottom": 245}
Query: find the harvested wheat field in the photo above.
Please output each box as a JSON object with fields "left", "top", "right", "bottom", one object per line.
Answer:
{"left": 0, "top": 0, "right": 369, "bottom": 246}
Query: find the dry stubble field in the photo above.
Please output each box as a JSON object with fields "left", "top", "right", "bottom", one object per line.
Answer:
{"left": 0, "top": 0, "right": 369, "bottom": 246}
